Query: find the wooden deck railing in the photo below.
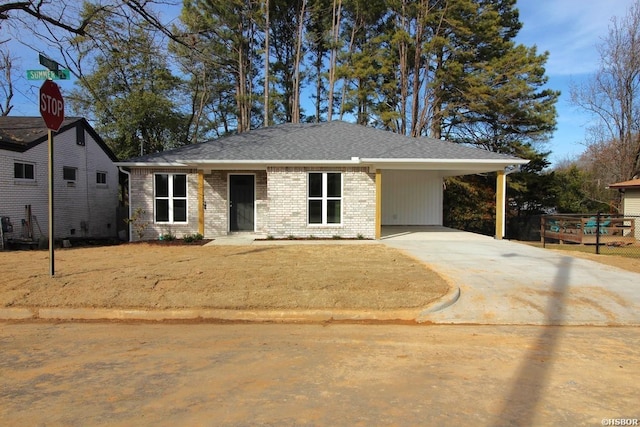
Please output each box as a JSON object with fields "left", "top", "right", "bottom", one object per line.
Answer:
{"left": 541, "top": 214, "right": 636, "bottom": 245}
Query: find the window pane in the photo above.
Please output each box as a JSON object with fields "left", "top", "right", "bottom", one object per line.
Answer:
{"left": 327, "top": 200, "right": 341, "bottom": 224}
{"left": 25, "top": 164, "right": 34, "bottom": 179}
{"left": 308, "top": 173, "right": 322, "bottom": 197}
{"left": 173, "top": 174, "right": 187, "bottom": 197}
{"left": 155, "top": 174, "right": 169, "bottom": 197}
{"left": 63, "top": 167, "right": 76, "bottom": 181}
{"left": 96, "top": 172, "right": 106, "bottom": 184}
{"left": 308, "top": 200, "right": 322, "bottom": 224}
{"left": 14, "top": 163, "right": 22, "bottom": 179}
{"left": 173, "top": 199, "right": 187, "bottom": 222}
{"left": 155, "top": 199, "right": 169, "bottom": 222}
{"left": 327, "top": 173, "right": 341, "bottom": 197}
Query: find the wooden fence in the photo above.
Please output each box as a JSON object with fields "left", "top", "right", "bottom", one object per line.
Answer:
{"left": 541, "top": 214, "right": 636, "bottom": 246}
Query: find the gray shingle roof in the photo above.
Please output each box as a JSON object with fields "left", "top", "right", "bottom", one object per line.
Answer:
{"left": 123, "top": 121, "right": 524, "bottom": 164}
{"left": 0, "top": 116, "right": 117, "bottom": 161}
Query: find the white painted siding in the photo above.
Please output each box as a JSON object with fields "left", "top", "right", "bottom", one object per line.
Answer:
{"left": 0, "top": 122, "right": 118, "bottom": 240}
{"left": 381, "top": 170, "right": 443, "bottom": 225}
{"left": 623, "top": 189, "right": 640, "bottom": 239}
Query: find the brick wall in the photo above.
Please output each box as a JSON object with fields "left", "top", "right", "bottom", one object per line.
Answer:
{"left": 128, "top": 166, "right": 375, "bottom": 240}
{"left": 266, "top": 166, "right": 376, "bottom": 239}
{"left": 129, "top": 168, "right": 199, "bottom": 241}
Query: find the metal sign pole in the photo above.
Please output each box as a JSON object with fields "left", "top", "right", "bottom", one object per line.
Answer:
{"left": 48, "top": 129, "right": 55, "bottom": 276}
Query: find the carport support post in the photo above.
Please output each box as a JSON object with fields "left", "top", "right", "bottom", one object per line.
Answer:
{"left": 375, "top": 169, "right": 382, "bottom": 239}
{"left": 198, "top": 171, "right": 205, "bottom": 236}
{"left": 495, "top": 170, "right": 506, "bottom": 240}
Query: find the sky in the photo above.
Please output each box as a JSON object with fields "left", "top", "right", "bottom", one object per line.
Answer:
{"left": 5, "top": 0, "right": 639, "bottom": 167}
{"left": 514, "top": 0, "right": 638, "bottom": 165}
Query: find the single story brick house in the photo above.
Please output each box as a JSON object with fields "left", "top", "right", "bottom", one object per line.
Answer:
{"left": 116, "top": 121, "right": 528, "bottom": 241}
{"left": 0, "top": 117, "right": 120, "bottom": 243}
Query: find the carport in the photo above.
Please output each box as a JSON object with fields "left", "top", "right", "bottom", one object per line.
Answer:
{"left": 370, "top": 159, "right": 528, "bottom": 240}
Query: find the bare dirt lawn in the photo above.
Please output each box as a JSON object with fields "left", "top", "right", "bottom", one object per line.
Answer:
{"left": 0, "top": 243, "right": 449, "bottom": 311}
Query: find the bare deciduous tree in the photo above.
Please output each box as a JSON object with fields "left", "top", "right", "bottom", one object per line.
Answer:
{"left": 0, "top": 46, "right": 15, "bottom": 116}
{"left": 571, "top": 1, "right": 640, "bottom": 181}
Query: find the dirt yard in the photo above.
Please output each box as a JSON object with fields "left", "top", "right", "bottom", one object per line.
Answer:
{"left": 0, "top": 243, "right": 449, "bottom": 311}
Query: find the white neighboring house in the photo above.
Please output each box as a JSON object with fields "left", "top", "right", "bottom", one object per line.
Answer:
{"left": 609, "top": 178, "right": 640, "bottom": 239}
{"left": 0, "top": 116, "right": 119, "bottom": 242}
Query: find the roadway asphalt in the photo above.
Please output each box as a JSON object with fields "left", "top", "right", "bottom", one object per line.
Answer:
{"left": 381, "top": 227, "right": 640, "bottom": 325}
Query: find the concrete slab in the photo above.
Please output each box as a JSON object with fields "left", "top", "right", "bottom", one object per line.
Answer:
{"left": 382, "top": 227, "right": 640, "bottom": 325}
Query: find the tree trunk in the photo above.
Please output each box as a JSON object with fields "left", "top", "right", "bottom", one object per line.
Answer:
{"left": 327, "top": 0, "right": 342, "bottom": 122}
{"left": 292, "top": 0, "right": 307, "bottom": 123}
{"left": 264, "top": 0, "right": 270, "bottom": 127}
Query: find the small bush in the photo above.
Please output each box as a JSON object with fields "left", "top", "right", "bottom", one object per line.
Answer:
{"left": 160, "top": 232, "right": 176, "bottom": 241}
{"left": 184, "top": 233, "right": 204, "bottom": 243}
{"left": 332, "top": 235, "right": 342, "bottom": 240}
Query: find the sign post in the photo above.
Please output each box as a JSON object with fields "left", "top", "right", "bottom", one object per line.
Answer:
{"left": 39, "top": 79, "right": 64, "bottom": 277}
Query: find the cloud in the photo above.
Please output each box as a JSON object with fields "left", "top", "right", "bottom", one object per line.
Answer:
{"left": 516, "top": 0, "right": 637, "bottom": 76}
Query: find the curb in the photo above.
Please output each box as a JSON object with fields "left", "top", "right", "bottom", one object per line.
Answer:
{"left": 416, "top": 286, "right": 461, "bottom": 322}
{"left": 0, "top": 288, "right": 460, "bottom": 324}
{"left": 0, "top": 307, "right": 422, "bottom": 323}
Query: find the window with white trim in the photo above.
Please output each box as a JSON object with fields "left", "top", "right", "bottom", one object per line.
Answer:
{"left": 154, "top": 173, "right": 187, "bottom": 223}
{"left": 14, "top": 162, "right": 35, "bottom": 180}
{"left": 308, "top": 172, "right": 342, "bottom": 225}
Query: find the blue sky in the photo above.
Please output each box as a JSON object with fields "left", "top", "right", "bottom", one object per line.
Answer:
{"left": 515, "top": 0, "right": 638, "bottom": 165}
{"left": 6, "top": 0, "right": 637, "bottom": 167}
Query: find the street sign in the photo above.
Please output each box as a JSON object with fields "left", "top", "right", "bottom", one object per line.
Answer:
{"left": 27, "top": 69, "right": 70, "bottom": 80}
{"left": 39, "top": 53, "right": 59, "bottom": 71}
{"left": 39, "top": 80, "right": 64, "bottom": 132}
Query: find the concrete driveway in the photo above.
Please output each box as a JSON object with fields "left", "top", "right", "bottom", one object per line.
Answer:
{"left": 381, "top": 226, "right": 640, "bottom": 325}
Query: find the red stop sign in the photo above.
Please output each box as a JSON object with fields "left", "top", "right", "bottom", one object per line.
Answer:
{"left": 39, "top": 80, "right": 64, "bottom": 131}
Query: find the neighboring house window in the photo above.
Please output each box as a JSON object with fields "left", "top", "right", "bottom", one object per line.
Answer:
{"left": 154, "top": 173, "right": 187, "bottom": 223}
{"left": 14, "top": 162, "right": 35, "bottom": 180}
{"left": 308, "top": 172, "right": 342, "bottom": 225}
{"left": 63, "top": 166, "right": 77, "bottom": 181}
{"left": 96, "top": 171, "right": 107, "bottom": 185}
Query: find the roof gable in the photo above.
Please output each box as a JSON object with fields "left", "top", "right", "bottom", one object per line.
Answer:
{"left": 0, "top": 116, "right": 118, "bottom": 161}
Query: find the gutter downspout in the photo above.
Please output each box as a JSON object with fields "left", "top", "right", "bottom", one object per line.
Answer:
{"left": 118, "top": 167, "right": 132, "bottom": 242}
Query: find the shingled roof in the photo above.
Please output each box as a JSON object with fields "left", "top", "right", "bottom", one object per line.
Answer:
{"left": 120, "top": 121, "right": 526, "bottom": 172}
{"left": 0, "top": 116, "right": 118, "bottom": 161}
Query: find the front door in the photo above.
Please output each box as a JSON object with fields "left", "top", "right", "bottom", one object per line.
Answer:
{"left": 229, "top": 174, "right": 255, "bottom": 232}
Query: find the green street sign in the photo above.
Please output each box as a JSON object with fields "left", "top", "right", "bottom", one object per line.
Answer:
{"left": 39, "top": 53, "right": 59, "bottom": 71}
{"left": 27, "top": 69, "right": 70, "bottom": 80}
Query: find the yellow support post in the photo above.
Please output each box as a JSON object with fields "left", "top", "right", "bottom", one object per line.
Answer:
{"left": 496, "top": 170, "right": 506, "bottom": 240}
{"left": 375, "top": 169, "right": 382, "bottom": 239}
{"left": 198, "top": 171, "right": 205, "bottom": 235}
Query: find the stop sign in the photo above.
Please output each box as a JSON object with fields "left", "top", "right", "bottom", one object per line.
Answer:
{"left": 40, "top": 79, "right": 64, "bottom": 131}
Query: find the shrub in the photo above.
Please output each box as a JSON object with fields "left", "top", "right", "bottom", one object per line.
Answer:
{"left": 160, "top": 232, "right": 176, "bottom": 241}
{"left": 184, "top": 233, "right": 204, "bottom": 243}
{"left": 124, "top": 208, "right": 149, "bottom": 240}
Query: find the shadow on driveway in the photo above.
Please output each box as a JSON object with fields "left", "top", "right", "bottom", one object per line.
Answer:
{"left": 492, "top": 256, "right": 572, "bottom": 426}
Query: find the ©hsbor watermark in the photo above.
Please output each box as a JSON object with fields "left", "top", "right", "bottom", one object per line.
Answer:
{"left": 602, "top": 419, "right": 639, "bottom": 426}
